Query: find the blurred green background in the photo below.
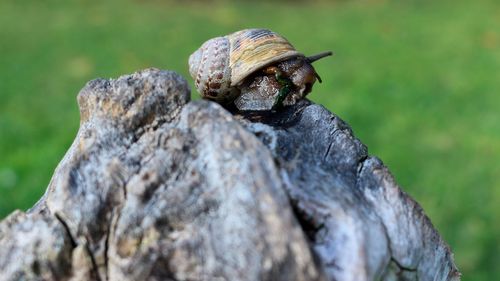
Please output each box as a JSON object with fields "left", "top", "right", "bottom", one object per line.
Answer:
{"left": 0, "top": 0, "right": 498, "bottom": 279}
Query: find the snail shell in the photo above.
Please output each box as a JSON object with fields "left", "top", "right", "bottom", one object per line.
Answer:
{"left": 188, "top": 29, "right": 303, "bottom": 103}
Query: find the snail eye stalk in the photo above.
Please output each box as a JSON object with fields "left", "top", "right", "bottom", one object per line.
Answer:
{"left": 306, "top": 51, "right": 333, "bottom": 63}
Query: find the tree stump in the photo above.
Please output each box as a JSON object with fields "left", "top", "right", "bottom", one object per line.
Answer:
{"left": 0, "top": 68, "right": 460, "bottom": 281}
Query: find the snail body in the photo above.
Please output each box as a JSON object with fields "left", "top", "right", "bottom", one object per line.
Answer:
{"left": 188, "top": 28, "right": 331, "bottom": 111}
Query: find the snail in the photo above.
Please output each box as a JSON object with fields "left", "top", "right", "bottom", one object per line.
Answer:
{"left": 188, "top": 28, "right": 332, "bottom": 111}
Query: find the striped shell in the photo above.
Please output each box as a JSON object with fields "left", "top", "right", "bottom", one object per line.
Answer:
{"left": 188, "top": 29, "right": 303, "bottom": 102}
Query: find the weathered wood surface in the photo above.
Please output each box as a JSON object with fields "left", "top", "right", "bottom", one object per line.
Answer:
{"left": 0, "top": 68, "right": 460, "bottom": 281}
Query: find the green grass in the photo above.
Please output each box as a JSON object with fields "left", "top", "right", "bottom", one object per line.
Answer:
{"left": 0, "top": 0, "right": 498, "bottom": 279}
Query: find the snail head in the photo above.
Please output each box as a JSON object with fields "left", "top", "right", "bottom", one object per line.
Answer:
{"left": 264, "top": 51, "right": 332, "bottom": 97}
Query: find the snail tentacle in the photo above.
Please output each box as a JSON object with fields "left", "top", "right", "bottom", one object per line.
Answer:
{"left": 306, "top": 51, "right": 333, "bottom": 63}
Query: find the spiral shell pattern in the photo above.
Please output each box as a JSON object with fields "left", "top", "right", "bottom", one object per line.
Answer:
{"left": 227, "top": 29, "right": 301, "bottom": 86}
{"left": 188, "top": 28, "right": 303, "bottom": 102}
{"left": 188, "top": 37, "right": 233, "bottom": 102}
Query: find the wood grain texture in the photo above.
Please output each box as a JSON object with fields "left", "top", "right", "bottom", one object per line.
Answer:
{"left": 0, "top": 68, "right": 459, "bottom": 281}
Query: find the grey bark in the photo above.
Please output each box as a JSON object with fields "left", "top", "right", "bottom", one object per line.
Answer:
{"left": 0, "top": 68, "right": 460, "bottom": 281}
